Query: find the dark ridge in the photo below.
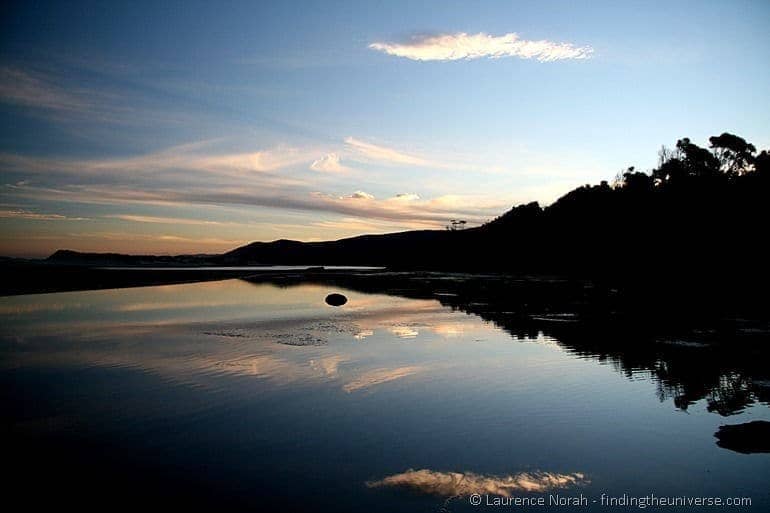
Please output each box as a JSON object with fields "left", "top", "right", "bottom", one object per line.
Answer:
{"left": 0, "top": 263, "right": 256, "bottom": 296}
{"left": 47, "top": 249, "right": 217, "bottom": 266}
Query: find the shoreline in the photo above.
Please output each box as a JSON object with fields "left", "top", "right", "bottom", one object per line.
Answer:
{"left": 0, "top": 262, "right": 257, "bottom": 296}
{"left": 2, "top": 263, "right": 768, "bottom": 327}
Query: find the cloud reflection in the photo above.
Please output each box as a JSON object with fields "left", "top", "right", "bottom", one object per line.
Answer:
{"left": 310, "top": 355, "right": 349, "bottom": 378}
{"left": 389, "top": 326, "right": 419, "bottom": 339}
{"left": 366, "top": 469, "right": 587, "bottom": 497}
{"left": 343, "top": 366, "right": 422, "bottom": 392}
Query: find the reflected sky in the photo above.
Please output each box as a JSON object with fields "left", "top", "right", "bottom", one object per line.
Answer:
{"left": 2, "top": 279, "right": 770, "bottom": 512}
{"left": 0, "top": 279, "right": 516, "bottom": 394}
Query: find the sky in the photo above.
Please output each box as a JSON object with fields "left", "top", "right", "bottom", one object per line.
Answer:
{"left": 1, "top": 0, "right": 769, "bottom": 257}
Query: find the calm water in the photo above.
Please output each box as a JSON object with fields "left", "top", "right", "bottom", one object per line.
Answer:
{"left": 2, "top": 278, "right": 769, "bottom": 512}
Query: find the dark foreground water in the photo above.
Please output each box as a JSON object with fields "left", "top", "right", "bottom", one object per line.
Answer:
{"left": 2, "top": 278, "right": 769, "bottom": 512}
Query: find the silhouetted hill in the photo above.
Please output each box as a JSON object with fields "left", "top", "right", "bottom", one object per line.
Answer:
{"left": 219, "top": 231, "right": 465, "bottom": 267}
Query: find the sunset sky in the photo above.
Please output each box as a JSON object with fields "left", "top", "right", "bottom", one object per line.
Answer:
{"left": 1, "top": 0, "right": 769, "bottom": 257}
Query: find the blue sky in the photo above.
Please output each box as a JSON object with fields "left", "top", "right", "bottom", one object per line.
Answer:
{"left": 1, "top": 0, "right": 769, "bottom": 256}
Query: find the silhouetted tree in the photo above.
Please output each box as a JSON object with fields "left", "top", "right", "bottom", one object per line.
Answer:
{"left": 755, "top": 150, "right": 770, "bottom": 179}
{"left": 652, "top": 151, "right": 686, "bottom": 184}
{"left": 619, "top": 166, "right": 654, "bottom": 192}
{"left": 676, "top": 137, "right": 721, "bottom": 179}
{"left": 709, "top": 132, "right": 756, "bottom": 176}
{"left": 653, "top": 138, "right": 721, "bottom": 184}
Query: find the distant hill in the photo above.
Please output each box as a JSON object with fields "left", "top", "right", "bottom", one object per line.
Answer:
{"left": 219, "top": 230, "right": 463, "bottom": 267}
{"left": 48, "top": 249, "right": 216, "bottom": 266}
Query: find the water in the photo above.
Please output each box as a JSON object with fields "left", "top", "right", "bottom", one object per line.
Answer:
{"left": 2, "top": 278, "right": 768, "bottom": 512}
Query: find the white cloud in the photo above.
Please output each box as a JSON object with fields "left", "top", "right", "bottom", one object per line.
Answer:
{"left": 350, "top": 191, "right": 375, "bottom": 200}
{"left": 391, "top": 193, "right": 420, "bottom": 202}
{"left": 369, "top": 32, "right": 593, "bottom": 62}
{"left": 310, "top": 153, "right": 349, "bottom": 172}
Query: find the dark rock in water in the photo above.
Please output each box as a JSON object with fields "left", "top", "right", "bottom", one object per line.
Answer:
{"left": 325, "top": 293, "right": 347, "bottom": 306}
{"left": 715, "top": 421, "right": 770, "bottom": 454}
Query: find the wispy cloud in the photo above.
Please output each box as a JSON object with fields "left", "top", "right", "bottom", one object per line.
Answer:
{"left": 0, "top": 229, "right": 247, "bottom": 256}
{"left": 5, "top": 138, "right": 429, "bottom": 179}
{"left": 0, "top": 208, "right": 89, "bottom": 221}
{"left": 0, "top": 67, "right": 91, "bottom": 112}
{"left": 6, "top": 180, "right": 507, "bottom": 228}
{"left": 79, "top": 141, "right": 313, "bottom": 176}
{"left": 0, "top": 66, "right": 168, "bottom": 127}
{"left": 366, "top": 469, "right": 587, "bottom": 497}
{"left": 308, "top": 191, "right": 504, "bottom": 225}
{"left": 344, "top": 137, "right": 436, "bottom": 167}
{"left": 369, "top": 32, "right": 593, "bottom": 62}
{"left": 59, "top": 231, "right": 243, "bottom": 246}
{"left": 107, "top": 214, "right": 228, "bottom": 226}
{"left": 1, "top": 136, "right": 517, "bottom": 246}
{"left": 312, "top": 217, "right": 429, "bottom": 233}
{"left": 0, "top": 65, "right": 251, "bottom": 129}
{"left": 343, "top": 136, "right": 510, "bottom": 175}
{"left": 0, "top": 141, "right": 315, "bottom": 184}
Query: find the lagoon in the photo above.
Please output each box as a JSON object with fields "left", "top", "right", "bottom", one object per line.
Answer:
{"left": 2, "top": 277, "right": 768, "bottom": 512}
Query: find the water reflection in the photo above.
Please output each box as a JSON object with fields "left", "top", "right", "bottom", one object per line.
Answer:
{"left": 366, "top": 469, "right": 587, "bottom": 497}
{"left": 389, "top": 326, "right": 419, "bottom": 339}
{"left": 529, "top": 323, "right": 770, "bottom": 416}
{"left": 0, "top": 281, "right": 497, "bottom": 395}
{"left": 3, "top": 277, "right": 769, "bottom": 414}
{"left": 2, "top": 277, "right": 770, "bottom": 512}
{"left": 342, "top": 366, "right": 423, "bottom": 393}
{"left": 714, "top": 421, "right": 770, "bottom": 454}
{"left": 243, "top": 273, "right": 770, "bottom": 417}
